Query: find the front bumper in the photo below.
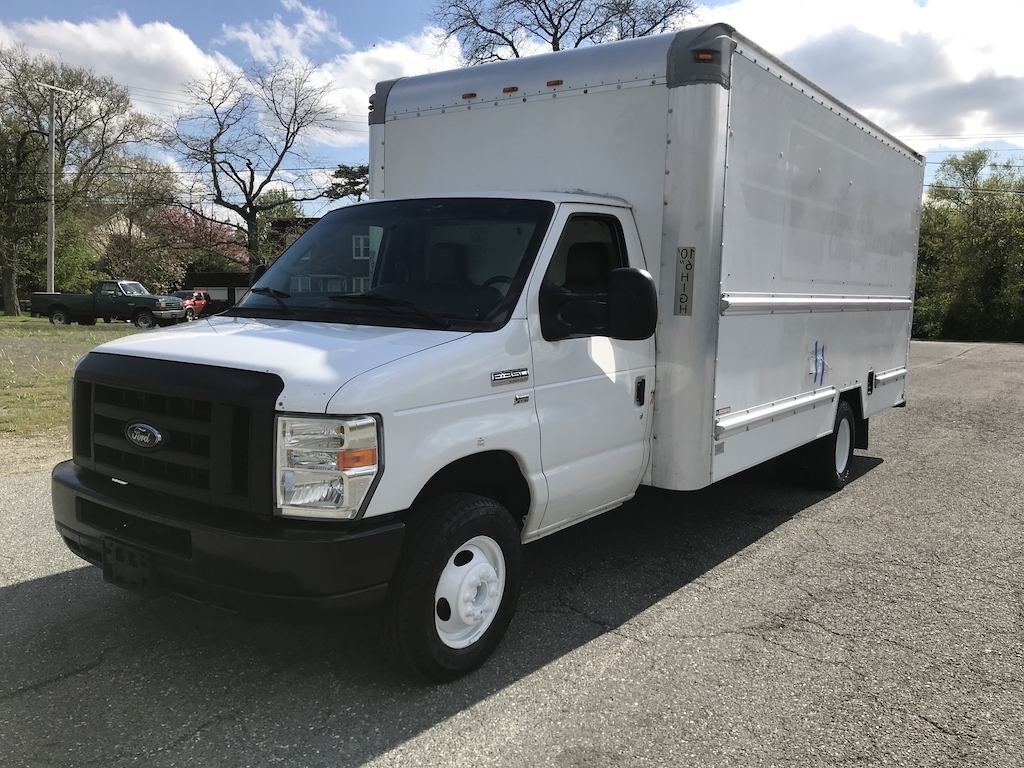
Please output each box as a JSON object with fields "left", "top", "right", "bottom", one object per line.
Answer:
{"left": 153, "top": 308, "right": 188, "bottom": 324}
{"left": 52, "top": 461, "right": 405, "bottom": 611}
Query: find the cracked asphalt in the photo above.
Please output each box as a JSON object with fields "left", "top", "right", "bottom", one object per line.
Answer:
{"left": 1, "top": 340, "right": 1022, "bottom": 767}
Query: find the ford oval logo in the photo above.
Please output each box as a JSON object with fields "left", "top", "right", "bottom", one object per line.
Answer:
{"left": 125, "top": 422, "right": 163, "bottom": 450}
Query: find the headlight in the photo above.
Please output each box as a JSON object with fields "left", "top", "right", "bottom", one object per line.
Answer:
{"left": 275, "top": 415, "right": 380, "bottom": 520}
{"left": 154, "top": 301, "right": 165, "bottom": 308}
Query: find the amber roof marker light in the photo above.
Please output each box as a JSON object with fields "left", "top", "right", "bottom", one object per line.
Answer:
{"left": 546, "top": 79, "right": 563, "bottom": 87}
{"left": 461, "top": 92, "right": 477, "bottom": 99}
{"left": 503, "top": 86, "right": 519, "bottom": 93}
{"left": 694, "top": 52, "right": 716, "bottom": 63}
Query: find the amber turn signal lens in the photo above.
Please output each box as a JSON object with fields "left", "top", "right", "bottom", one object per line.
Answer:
{"left": 337, "top": 447, "right": 378, "bottom": 470}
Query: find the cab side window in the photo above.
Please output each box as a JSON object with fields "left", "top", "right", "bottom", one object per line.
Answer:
{"left": 540, "top": 214, "right": 628, "bottom": 340}
{"left": 544, "top": 215, "right": 626, "bottom": 292}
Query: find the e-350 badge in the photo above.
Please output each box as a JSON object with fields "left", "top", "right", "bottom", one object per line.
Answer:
{"left": 491, "top": 368, "right": 529, "bottom": 386}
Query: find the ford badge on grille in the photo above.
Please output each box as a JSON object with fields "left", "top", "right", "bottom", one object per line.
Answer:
{"left": 125, "top": 422, "right": 163, "bottom": 449}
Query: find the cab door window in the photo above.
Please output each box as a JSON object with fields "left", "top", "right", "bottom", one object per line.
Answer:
{"left": 540, "top": 214, "right": 628, "bottom": 340}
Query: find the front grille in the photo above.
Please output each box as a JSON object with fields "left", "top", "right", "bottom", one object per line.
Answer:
{"left": 73, "top": 353, "right": 283, "bottom": 516}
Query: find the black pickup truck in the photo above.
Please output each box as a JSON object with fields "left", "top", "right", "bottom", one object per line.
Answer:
{"left": 31, "top": 281, "right": 188, "bottom": 328}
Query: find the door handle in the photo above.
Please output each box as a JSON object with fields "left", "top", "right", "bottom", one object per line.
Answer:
{"left": 635, "top": 377, "right": 646, "bottom": 406}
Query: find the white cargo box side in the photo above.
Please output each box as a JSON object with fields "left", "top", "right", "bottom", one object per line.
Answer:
{"left": 653, "top": 36, "right": 924, "bottom": 489}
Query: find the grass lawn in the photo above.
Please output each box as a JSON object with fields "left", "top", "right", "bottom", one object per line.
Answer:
{"left": 0, "top": 315, "right": 140, "bottom": 435}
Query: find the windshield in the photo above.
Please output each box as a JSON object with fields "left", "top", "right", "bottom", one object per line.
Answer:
{"left": 230, "top": 197, "right": 554, "bottom": 331}
{"left": 120, "top": 282, "right": 149, "bottom": 296}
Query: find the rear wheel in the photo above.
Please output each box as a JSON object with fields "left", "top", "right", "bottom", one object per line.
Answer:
{"left": 133, "top": 310, "right": 156, "bottom": 329}
{"left": 382, "top": 493, "right": 522, "bottom": 682}
{"left": 49, "top": 307, "right": 71, "bottom": 325}
{"left": 807, "top": 400, "right": 856, "bottom": 490}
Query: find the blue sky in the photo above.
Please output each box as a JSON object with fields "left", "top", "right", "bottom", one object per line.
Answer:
{"left": 2, "top": 0, "right": 1023, "bottom": 211}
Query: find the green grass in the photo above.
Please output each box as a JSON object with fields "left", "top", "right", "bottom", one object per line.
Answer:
{"left": 0, "top": 315, "right": 140, "bottom": 435}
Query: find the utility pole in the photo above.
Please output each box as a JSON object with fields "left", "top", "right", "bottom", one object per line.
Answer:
{"left": 37, "top": 81, "right": 74, "bottom": 293}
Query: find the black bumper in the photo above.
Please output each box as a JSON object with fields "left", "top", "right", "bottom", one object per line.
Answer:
{"left": 52, "top": 461, "right": 405, "bottom": 612}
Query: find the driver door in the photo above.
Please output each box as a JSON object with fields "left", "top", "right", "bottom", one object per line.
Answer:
{"left": 526, "top": 206, "right": 655, "bottom": 536}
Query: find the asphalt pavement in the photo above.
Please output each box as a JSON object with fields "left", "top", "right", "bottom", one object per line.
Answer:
{"left": 1, "top": 340, "right": 1021, "bottom": 767}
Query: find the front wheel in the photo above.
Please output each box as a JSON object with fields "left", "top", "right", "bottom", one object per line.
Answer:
{"left": 807, "top": 400, "right": 856, "bottom": 490}
{"left": 381, "top": 493, "right": 522, "bottom": 682}
{"left": 184, "top": 307, "right": 195, "bottom": 321}
{"left": 133, "top": 310, "right": 156, "bottom": 329}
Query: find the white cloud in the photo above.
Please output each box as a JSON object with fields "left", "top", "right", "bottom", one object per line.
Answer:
{"left": 696, "top": 0, "right": 1024, "bottom": 152}
{"left": 0, "top": 13, "right": 226, "bottom": 113}
{"left": 317, "top": 28, "right": 463, "bottom": 147}
{"left": 220, "top": 0, "right": 354, "bottom": 63}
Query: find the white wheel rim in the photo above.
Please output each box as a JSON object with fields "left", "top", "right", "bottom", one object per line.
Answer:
{"left": 434, "top": 535, "right": 506, "bottom": 649}
{"left": 835, "top": 418, "right": 852, "bottom": 475}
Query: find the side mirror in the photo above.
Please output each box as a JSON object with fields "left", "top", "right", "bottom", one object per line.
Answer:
{"left": 249, "top": 264, "right": 267, "bottom": 286}
{"left": 539, "top": 267, "right": 658, "bottom": 342}
{"left": 606, "top": 268, "right": 658, "bottom": 341}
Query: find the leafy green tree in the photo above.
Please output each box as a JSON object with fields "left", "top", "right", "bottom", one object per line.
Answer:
{"left": 255, "top": 188, "right": 305, "bottom": 264}
{"left": 328, "top": 163, "right": 369, "bottom": 202}
{"left": 0, "top": 44, "right": 153, "bottom": 313}
{"left": 92, "top": 155, "right": 187, "bottom": 294}
{"left": 915, "top": 150, "right": 1024, "bottom": 341}
{"left": 0, "top": 115, "right": 47, "bottom": 313}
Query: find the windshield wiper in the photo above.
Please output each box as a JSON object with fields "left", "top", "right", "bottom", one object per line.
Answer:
{"left": 250, "top": 286, "right": 295, "bottom": 315}
{"left": 329, "top": 294, "right": 451, "bottom": 329}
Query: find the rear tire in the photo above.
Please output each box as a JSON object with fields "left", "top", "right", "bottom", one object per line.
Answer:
{"left": 134, "top": 310, "right": 156, "bottom": 329}
{"left": 807, "top": 400, "right": 856, "bottom": 490}
{"left": 382, "top": 493, "right": 522, "bottom": 682}
{"left": 49, "top": 308, "right": 71, "bottom": 325}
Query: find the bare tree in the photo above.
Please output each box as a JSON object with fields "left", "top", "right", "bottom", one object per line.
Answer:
{"left": 432, "top": 0, "right": 698, "bottom": 65}
{"left": 171, "top": 60, "right": 337, "bottom": 264}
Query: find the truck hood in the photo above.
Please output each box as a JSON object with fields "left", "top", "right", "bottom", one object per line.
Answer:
{"left": 89, "top": 315, "right": 469, "bottom": 412}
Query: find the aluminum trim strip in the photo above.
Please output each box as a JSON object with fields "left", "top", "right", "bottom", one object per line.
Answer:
{"left": 874, "top": 367, "right": 908, "bottom": 386}
{"left": 714, "top": 387, "right": 836, "bottom": 440}
{"left": 720, "top": 294, "right": 913, "bottom": 316}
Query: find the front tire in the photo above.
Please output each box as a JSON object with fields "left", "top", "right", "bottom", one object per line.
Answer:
{"left": 808, "top": 400, "right": 856, "bottom": 490}
{"left": 133, "top": 310, "right": 156, "bottom": 329}
{"left": 184, "top": 307, "right": 195, "bottom": 321}
{"left": 382, "top": 493, "right": 522, "bottom": 682}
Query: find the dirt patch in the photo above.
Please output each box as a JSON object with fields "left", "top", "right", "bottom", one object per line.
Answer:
{"left": 0, "top": 430, "right": 70, "bottom": 476}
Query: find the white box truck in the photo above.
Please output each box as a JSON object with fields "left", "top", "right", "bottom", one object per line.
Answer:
{"left": 52, "top": 23, "right": 924, "bottom": 681}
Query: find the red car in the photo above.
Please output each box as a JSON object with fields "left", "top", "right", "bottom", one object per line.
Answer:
{"left": 172, "top": 290, "right": 211, "bottom": 321}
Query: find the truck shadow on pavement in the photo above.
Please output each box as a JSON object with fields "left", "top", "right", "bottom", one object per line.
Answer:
{"left": 1, "top": 456, "right": 881, "bottom": 767}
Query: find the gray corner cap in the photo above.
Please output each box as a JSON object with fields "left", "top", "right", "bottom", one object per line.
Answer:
{"left": 368, "top": 78, "right": 402, "bottom": 125}
{"left": 667, "top": 23, "right": 737, "bottom": 90}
